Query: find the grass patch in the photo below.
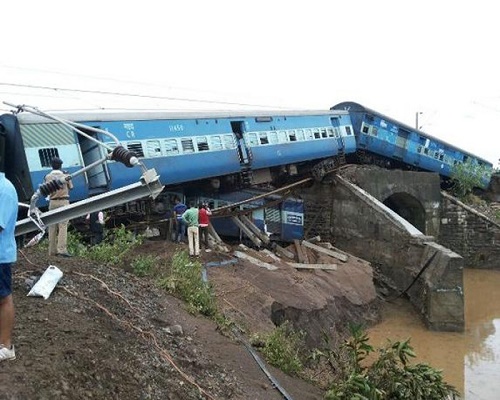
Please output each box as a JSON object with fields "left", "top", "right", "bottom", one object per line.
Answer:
{"left": 131, "top": 254, "right": 156, "bottom": 277}
{"left": 251, "top": 321, "right": 305, "bottom": 375}
{"left": 156, "top": 251, "right": 217, "bottom": 317}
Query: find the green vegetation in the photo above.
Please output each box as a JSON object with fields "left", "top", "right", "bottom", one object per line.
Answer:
{"left": 131, "top": 254, "right": 156, "bottom": 277}
{"left": 451, "top": 162, "right": 491, "bottom": 198}
{"left": 71, "top": 225, "right": 143, "bottom": 264}
{"left": 320, "top": 325, "right": 459, "bottom": 400}
{"left": 156, "top": 251, "right": 217, "bottom": 317}
{"left": 251, "top": 321, "right": 305, "bottom": 375}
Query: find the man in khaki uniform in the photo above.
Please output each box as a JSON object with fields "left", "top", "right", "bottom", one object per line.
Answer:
{"left": 44, "top": 157, "right": 73, "bottom": 257}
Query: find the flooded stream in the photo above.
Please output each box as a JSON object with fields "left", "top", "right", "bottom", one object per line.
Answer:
{"left": 367, "top": 268, "right": 500, "bottom": 400}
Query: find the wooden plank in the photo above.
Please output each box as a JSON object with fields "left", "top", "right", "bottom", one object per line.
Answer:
{"left": 208, "top": 224, "right": 223, "bottom": 244}
{"left": 305, "top": 235, "right": 321, "bottom": 243}
{"left": 305, "top": 247, "right": 317, "bottom": 264}
{"left": 294, "top": 239, "right": 308, "bottom": 264}
{"left": 287, "top": 262, "right": 337, "bottom": 271}
{"left": 260, "top": 249, "right": 282, "bottom": 262}
{"left": 274, "top": 244, "right": 296, "bottom": 260}
{"left": 301, "top": 240, "right": 348, "bottom": 262}
{"left": 240, "top": 215, "right": 270, "bottom": 244}
{"left": 233, "top": 251, "right": 278, "bottom": 271}
{"left": 231, "top": 216, "right": 263, "bottom": 247}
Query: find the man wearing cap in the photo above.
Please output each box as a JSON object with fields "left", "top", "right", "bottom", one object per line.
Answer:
{"left": 44, "top": 157, "right": 73, "bottom": 257}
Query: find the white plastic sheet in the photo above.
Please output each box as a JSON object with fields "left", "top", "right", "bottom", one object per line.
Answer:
{"left": 27, "top": 265, "right": 63, "bottom": 300}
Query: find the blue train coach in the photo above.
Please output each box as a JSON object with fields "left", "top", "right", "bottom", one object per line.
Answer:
{"left": 332, "top": 102, "right": 493, "bottom": 188}
{"left": 198, "top": 189, "right": 304, "bottom": 242}
{"left": 0, "top": 108, "right": 356, "bottom": 204}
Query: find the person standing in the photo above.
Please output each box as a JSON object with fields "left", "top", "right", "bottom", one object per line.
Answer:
{"left": 0, "top": 171, "right": 18, "bottom": 362}
{"left": 182, "top": 202, "right": 199, "bottom": 257}
{"left": 198, "top": 203, "right": 212, "bottom": 252}
{"left": 86, "top": 210, "right": 105, "bottom": 245}
{"left": 173, "top": 198, "right": 187, "bottom": 243}
{"left": 44, "top": 157, "right": 73, "bottom": 257}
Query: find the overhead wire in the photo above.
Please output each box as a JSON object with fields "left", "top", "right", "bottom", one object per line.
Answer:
{"left": 0, "top": 82, "right": 292, "bottom": 110}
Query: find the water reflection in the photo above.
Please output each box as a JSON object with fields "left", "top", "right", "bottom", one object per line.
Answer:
{"left": 367, "top": 268, "right": 500, "bottom": 399}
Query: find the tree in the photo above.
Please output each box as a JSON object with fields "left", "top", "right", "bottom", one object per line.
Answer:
{"left": 450, "top": 162, "right": 491, "bottom": 198}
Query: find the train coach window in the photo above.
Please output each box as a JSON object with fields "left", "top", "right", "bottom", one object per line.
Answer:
{"left": 313, "top": 129, "right": 321, "bottom": 139}
{"left": 371, "top": 127, "right": 378, "bottom": 137}
{"left": 181, "top": 138, "right": 195, "bottom": 153}
{"left": 345, "top": 126, "right": 353, "bottom": 135}
{"left": 268, "top": 131, "right": 278, "bottom": 144}
{"left": 127, "top": 142, "right": 144, "bottom": 157}
{"left": 196, "top": 136, "right": 209, "bottom": 152}
{"left": 245, "top": 133, "right": 259, "bottom": 146}
{"left": 288, "top": 130, "right": 297, "bottom": 142}
{"left": 39, "top": 148, "right": 60, "bottom": 167}
{"left": 223, "top": 135, "right": 236, "bottom": 149}
{"left": 146, "top": 140, "right": 162, "bottom": 157}
{"left": 361, "top": 124, "right": 370, "bottom": 134}
{"left": 164, "top": 139, "right": 179, "bottom": 155}
{"left": 296, "top": 129, "right": 305, "bottom": 141}
{"left": 259, "top": 132, "right": 269, "bottom": 145}
{"left": 305, "top": 129, "right": 313, "bottom": 140}
{"left": 278, "top": 130, "right": 288, "bottom": 143}
{"left": 209, "top": 135, "right": 223, "bottom": 150}
{"left": 327, "top": 128, "right": 335, "bottom": 138}
{"left": 321, "top": 129, "right": 328, "bottom": 138}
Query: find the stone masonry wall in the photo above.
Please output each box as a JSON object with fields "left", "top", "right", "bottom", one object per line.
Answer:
{"left": 439, "top": 192, "right": 500, "bottom": 269}
{"left": 298, "top": 178, "right": 464, "bottom": 331}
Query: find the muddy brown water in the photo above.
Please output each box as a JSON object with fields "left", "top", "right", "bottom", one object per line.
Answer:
{"left": 367, "top": 268, "right": 500, "bottom": 400}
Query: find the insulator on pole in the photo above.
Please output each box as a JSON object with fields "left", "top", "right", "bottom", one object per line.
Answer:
{"left": 38, "top": 179, "right": 64, "bottom": 197}
{"left": 110, "top": 146, "right": 138, "bottom": 168}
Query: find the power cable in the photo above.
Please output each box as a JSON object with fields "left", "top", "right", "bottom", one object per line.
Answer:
{"left": 0, "top": 82, "right": 292, "bottom": 110}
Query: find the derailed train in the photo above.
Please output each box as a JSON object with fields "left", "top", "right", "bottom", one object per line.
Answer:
{"left": 0, "top": 102, "right": 493, "bottom": 208}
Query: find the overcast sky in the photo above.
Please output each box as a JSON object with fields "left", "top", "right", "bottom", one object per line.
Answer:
{"left": 1, "top": 1, "right": 499, "bottom": 166}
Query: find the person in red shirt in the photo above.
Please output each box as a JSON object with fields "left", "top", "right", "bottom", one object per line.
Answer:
{"left": 198, "top": 203, "right": 212, "bottom": 252}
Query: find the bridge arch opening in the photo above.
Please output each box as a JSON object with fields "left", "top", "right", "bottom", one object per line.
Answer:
{"left": 383, "top": 192, "right": 426, "bottom": 234}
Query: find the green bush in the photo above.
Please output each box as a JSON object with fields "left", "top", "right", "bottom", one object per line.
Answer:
{"left": 157, "top": 251, "right": 217, "bottom": 317}
{"left": 86, "top": 225, "right": 143, "bottom": 264}
{"left": 323, "top": 325, "right": 459, "bottom": 400}
{"left": 131, "top": 255, "right": 156, "bottom": 277}
{"left": 251, "top": 321, "right": 305, "bottom": 375}
{"left": 451, "top": 162, "right": 491, "bottom": 198}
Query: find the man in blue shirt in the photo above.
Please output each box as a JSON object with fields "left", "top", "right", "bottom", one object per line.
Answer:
{"left": 0, "top": 172, "right": 18, "bottom": 362}
{"left": 173, "top": 198, "right": 187, "bottom": 243}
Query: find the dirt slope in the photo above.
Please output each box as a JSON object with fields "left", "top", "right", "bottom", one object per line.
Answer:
{"left": 1, "top": 243, "right": 327, "bottom": 400}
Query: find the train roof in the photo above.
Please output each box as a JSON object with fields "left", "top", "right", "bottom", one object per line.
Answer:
{"left": 11, "top": 108, "right": 350, "bottom": 124}
{"left": 333, "top": 101, "right": 492, "bottom": 166}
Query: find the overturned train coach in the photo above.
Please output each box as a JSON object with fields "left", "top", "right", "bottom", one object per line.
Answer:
{"left": 196, "top": 189, "right": 304, "bottom": 242}
{"left": 332, "top": 101, "right": 494, "bottom": 189}
{"left": 0, "top": 108, "right": 356, "bottom": 205}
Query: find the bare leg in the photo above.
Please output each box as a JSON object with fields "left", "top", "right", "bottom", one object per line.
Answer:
{"left": 0, "top": 295, "right": 14, "bottom": 348}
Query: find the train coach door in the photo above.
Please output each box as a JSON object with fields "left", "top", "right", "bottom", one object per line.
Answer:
{"left": 394, "top": 128, "right": 409, "bottom": 160}
{"left": 77, "top": 127, "right": 110, "bottom": 194}
{"left": 330, "top": 117, "right": 345, "bottom": 153}
{"left": 231, "top": 121, "right": 253, "bottom": 185}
